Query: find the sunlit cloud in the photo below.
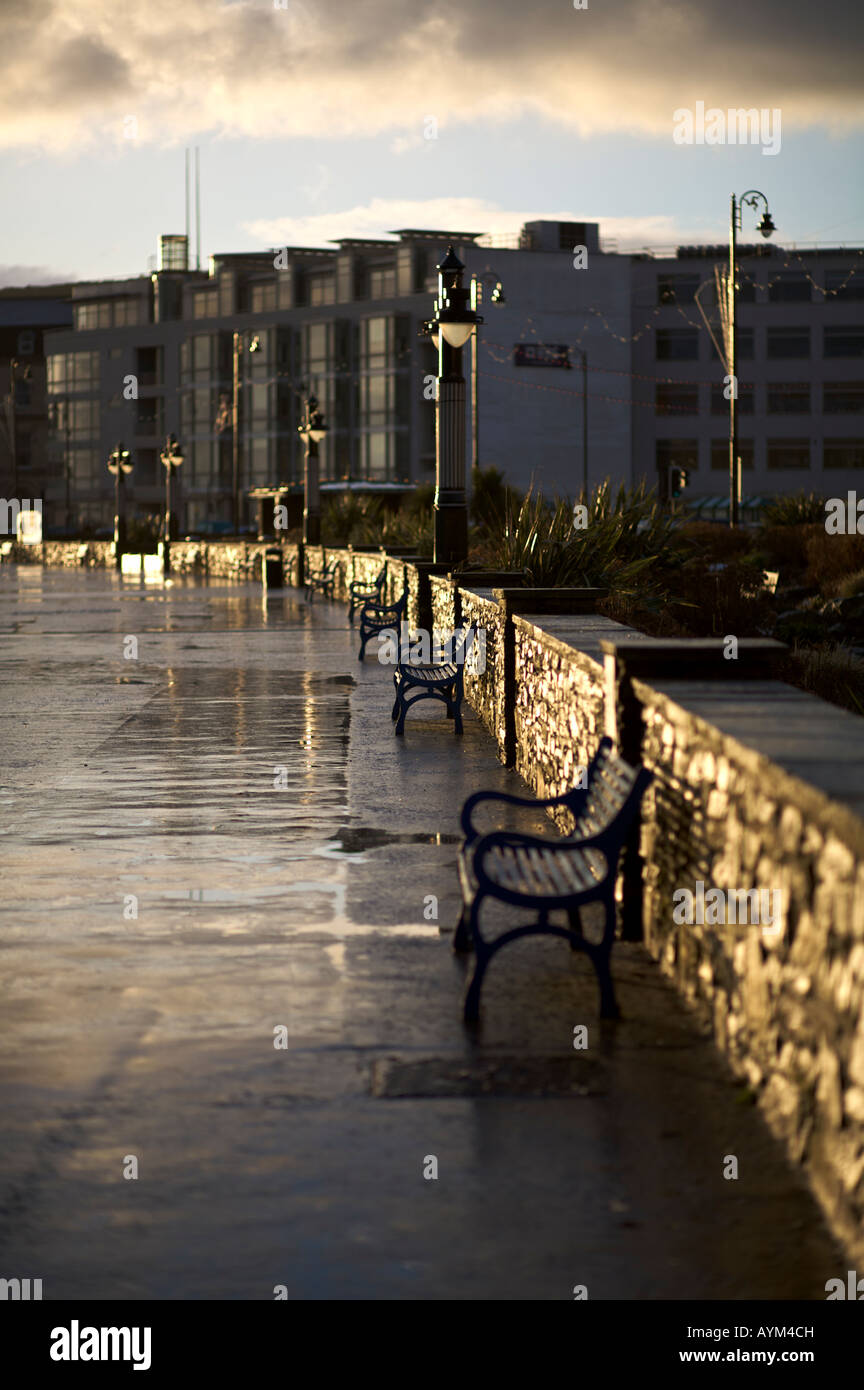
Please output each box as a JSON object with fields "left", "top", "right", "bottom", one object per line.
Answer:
{"left": 0, "top": 0, "right": 861, "bottom": 151}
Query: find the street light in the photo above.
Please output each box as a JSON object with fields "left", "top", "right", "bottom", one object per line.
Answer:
{"left": 107, "top": 442, "right": 134, "bottom": 570}
{"left": 232, "top": 332, "right": 262, "bottom": 535}
{"left": 469, "top": 272, "right": 505, "bottom": 477}
{"left": 432, "top": 246, "right": 481, "bottom": 565}
{"left": 160, "top": 432, "right": 185, "bottom": 572}
{"left": 298, "top": 394, "right": 328, "bottom": 545}
{"left": 728, "top": 189, "right": 774, "bottom": 527}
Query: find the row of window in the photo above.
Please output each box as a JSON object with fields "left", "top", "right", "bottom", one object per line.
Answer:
{"left": 74, "top": 299, "right": 145, "bottom": 331}
{"left": 656, "top": 381, "right": 864, "bottom": 416}
{"left": 657, "top": 439, "right": 864, "bottom": 471}
{"left": 656, "top": 326, "right": 864, "bottom": 360}
{"left": 46, "top": 351, "right": 100, "bottom": 391}
{"left": 656, "top": 270, "right": 864, "bottom": 305}
{"left": 178, "top": 318, "right": 409, "bottom": 383}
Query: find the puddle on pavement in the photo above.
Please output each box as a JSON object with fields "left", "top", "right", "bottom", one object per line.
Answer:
{"left": 326, "top": 827, "right": 460, "bottom": 853}
{"left": 370, "top": 1055, "right": 606, "bottom": 1098}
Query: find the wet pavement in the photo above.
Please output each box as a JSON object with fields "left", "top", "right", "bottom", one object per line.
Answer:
{"left": 0, "top": 564, "right": 845, "bottom": 1300}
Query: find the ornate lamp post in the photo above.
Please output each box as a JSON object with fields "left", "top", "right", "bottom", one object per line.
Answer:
{"left": 107, "top": 442, "right": 133, "bottom": 570}
{"left": 432, "top": 246, "right": 481, "bottom": 565}
{"left": 231, "top": 332, "right": 261, "bottom": 535}
{"left": 160, "top": 432, "right": 185, "bottom": 573}
{"left": 728, "top": 190, "right": 775, "bottom": 527}
{"left": 298, "top": 395, "right": 328, "bottom": 545}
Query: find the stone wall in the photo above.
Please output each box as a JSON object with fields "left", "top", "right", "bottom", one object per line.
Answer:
{"left": 443, "top": 598, "right": 864, "bottom": 1268}
{"left": 628, "top": 674, "right": 864, "bottom": 1267}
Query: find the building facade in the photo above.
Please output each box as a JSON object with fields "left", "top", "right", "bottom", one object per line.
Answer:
{"left": 26, "top": 221, "right": 864, "bottom": 534}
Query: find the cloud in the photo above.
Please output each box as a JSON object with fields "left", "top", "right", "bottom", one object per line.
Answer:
{"left": 0, "top": 0, "right": 862, "bottom": 151}
{"left": 243, "top": 196, "right": 720, "bottom": 251}
{"left": 0, "top": 264, "right": 73, "bottom": 288}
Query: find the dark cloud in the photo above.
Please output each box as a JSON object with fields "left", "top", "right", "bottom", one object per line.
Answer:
{"left": 0, "top": 0, "right": 860, "bottom": 149}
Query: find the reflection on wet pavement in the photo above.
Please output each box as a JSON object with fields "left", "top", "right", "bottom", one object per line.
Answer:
{"left": 0, "top": 565, "right": 845, "bottom": 1301}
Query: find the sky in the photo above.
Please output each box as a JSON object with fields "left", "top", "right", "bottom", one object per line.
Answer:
{"left": 0, "top": 0, "right": 862, "bottom": 285}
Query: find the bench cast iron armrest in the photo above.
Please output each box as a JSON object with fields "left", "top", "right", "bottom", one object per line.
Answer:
{"left": 460, "top": 787, "right": 588, "bottom": 845}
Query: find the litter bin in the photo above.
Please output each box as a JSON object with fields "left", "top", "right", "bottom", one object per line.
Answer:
{"left": 263, "top": 546, "right": 284, "bottom": 589}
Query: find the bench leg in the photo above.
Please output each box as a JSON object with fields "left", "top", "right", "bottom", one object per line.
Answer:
{"left": 567, "top": 906, "right": 583, "bottom": 949}
{"left": 452, "top": 694, "right": 464, "bottom": 736}
{"left": 463, "top": 951, "right": 488, "bottom": 1022}
{"left": 595, "top": 954, "right": 620, "bottom": 1020}
{"left": 453, "top": 904, "right": 473, "bottom": 953}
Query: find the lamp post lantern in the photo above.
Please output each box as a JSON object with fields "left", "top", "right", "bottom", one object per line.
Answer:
{"left": 728, "top": 190, "right": 774, "bottom": 527}
{"left": 432, "top": 246, "right": 481, "bottom": 566}
{"left": 160, "top": 432, "right": 185, "bottom": 572}
{"left": 106, "top": 442, "right": 133, "bottom": 570}
{"left": 298, "top": 395, "right": 328, "bottom": 545}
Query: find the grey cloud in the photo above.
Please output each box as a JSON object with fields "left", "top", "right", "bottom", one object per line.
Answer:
{"left": 0, "top": 0, "right": 861, "bottom": 149}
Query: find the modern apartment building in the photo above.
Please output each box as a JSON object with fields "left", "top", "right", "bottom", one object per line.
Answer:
{"left": 39, "top": 222, "right": 629, "bottom": 533}
{"left": 29, "top": 220, "right": 864, "bottom": 533}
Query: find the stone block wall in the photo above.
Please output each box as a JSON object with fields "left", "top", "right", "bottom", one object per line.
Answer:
{"left": 513, "top": 620, "right": 607, "bottom": 811}
{"left": 458, "top": 589, "right": 507, "bottom": 758}
{"left": 631, "top": 678, "right": 864, "bottom": 1266}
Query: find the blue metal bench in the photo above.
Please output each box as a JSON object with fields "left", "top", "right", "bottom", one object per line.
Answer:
{"left": 305, "top": 558, "right": 338, "bottom": 603}
{"left": 348, "top": 563, "right": 387, "bottom": 624}
{"left": 357, "top": 589, "right": 408, "bottom": 662}
{"left": 454, "top": 736, "right": 652, "bottom": 1022}
{"left": 391, "top": 623, "right": 476, "bottom": 736}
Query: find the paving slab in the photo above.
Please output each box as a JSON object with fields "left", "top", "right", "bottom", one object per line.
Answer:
{"left": 0, "top": 565, "right": 845, "bottom": 1300}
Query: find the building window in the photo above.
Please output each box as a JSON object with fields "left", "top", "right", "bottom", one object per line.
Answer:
{"left": 656, "top": 329, "right": 699, "bottom": 361}
{"left": 710, "top": 383, "right": 753, "bottom": 413}
{"left": 711, "top": 440, "right": 754, "bottom": 471}
{"left": 655, "top": 385, "right": 699, "bottom": 415}
{"left": 360, "top": 373, "right": 396, "bottom": 426}
{"left": 823, "top": 439, "right": 864, "bottom": 469}
{"left": 824, "top": 382, "right": 864, "bottom": 414}
{"left": 736, "top": 273, "right": 757, "bottom": 305}
{"left": 368, "top": 266, "right": 397, "bottom": 299}
{"left": 17, "top": 330, "right": 36, "bottom": 355}
{"left": 193, "top": 289, "right": 219, "bottom": 319}
{"left": 135, "top": 399, "right": 163, "bottom": 436}
{"left": 361, "top": 317, "right": 391, "bottom": 368}
{"left": 767, "top": 439, "right": 811, "bottom": 469}
{"left": 657, "top": 275, "right": 701, "bottom": 305}
{"left": 766, "top": 327, "right": 810, "bottom": 359}
{"left": 824, "top": 326, "right": 864, "bottom": 358}
{"left": 825, "top": 269, "right": 864, "bottom": 302}
{"left": 363, "top": 431, "right": 393, "bottom": 480}
{"left": 710, "top": 329, "right": 753, "bottom": 361}
{"left": 766, "top": 382, "right": 810, "bottom": 414}
{"left": 768, "top": 273, "right": 811, "bottom": 303}
{"left": 308, "top": 274, "right": 336, "bottom": 307}
{"left": 113, "top": 299, "right": 143, "bottom": 327}
{"left": 47, "top": 351, "right": 99, "bottom": 391}
{"left": 250, "top": 283, "right": 277, "bottom": 314}
{"left": 74, "top": 302, "right": 111, "bottom": 331}
{"left": 302, "top": 322, "right": 331, "bottom": 374}
{"left": 656, "top": 439, "right": 699, "bottom": 474}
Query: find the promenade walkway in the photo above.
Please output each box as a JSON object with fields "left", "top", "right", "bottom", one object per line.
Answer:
{"left": 0, "top": 565, "right": 843, "bottom": 1299}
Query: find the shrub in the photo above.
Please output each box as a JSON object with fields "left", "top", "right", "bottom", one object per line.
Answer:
{"left": 757, "top": 524, "right": 820, "bottom": 575}
{"left": 780, "top": 644, "right": 864, "bottom": 718}
{"left": 678, "top": 521, "right": 753, "bottom": 563}
{"left": 762, "top": 491, "right": 826, "bottom": 526}
{"left": 805, "top": 529, "right": 864, "bottom": 595}
{"left": 480, "top": 480, "right": 686, "bottom": 599}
